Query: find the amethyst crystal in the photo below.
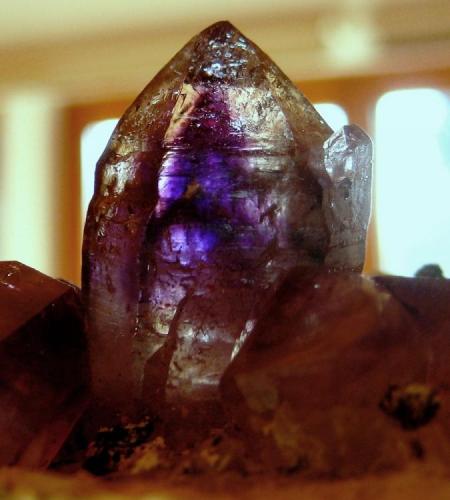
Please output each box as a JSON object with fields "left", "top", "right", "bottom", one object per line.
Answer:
{"left": 0, "top": 261, "right": 87, "bottom": 466}
{"left": 221, "top": 271, "right": 450, "bottom": 476}
{"left": 82, "top": 21, "right": 372, "bottom": 418}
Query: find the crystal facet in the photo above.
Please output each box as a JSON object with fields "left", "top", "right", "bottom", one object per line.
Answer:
{"left": 82, "top": 21, "right": 372, "bottom": 419}
{"left": 221, "top": 271, "right": 450, "bottom": 476}
{"left": 0, "top": 261, "right": 87, "bottom": 466}
{"left": 321, "top": 124, "right": 372, "bottom": 270}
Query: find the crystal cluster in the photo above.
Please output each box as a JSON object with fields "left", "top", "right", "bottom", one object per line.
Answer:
{"left": 82, "top": 21, "right": 372, "bottom": 418}
{"left": 0, "top": 262, "right": 87, "bottom": 466}
{"left": 79, "top": 273, "right": 450, "bottom": 478}
{"left": 221, "top": 271, "right": 450, "bottom": 476}
{"left": 0, "top": 21, "right": 449, "bottom": 487}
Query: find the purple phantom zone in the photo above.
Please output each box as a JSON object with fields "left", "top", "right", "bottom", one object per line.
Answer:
{"left": 82, "top": 21, "right": 372, "bottom": 419}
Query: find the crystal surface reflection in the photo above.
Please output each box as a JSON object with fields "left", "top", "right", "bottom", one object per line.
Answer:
{"left": 82, "top": 21, "right": 372, "bottom": 419}
{"left": 0, "top": 261, "right": 87, "bottom": 466}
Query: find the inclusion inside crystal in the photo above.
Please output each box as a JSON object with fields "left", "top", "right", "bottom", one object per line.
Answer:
{"left": 220, "top": 271, "right": 450, "bottom": 476}
{"left": 82, "top": 21, "right": 372, "bottom": 422}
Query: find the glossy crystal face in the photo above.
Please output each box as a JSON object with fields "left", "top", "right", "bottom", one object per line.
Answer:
{"left": 82, "top": 21, "right": 372, "bottom": 419}
{"left": 0, "top": 261, "right": 87, "bottom": 466}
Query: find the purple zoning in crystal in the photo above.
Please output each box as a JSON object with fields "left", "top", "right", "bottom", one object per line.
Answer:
{"left": 82, "top": 21, "right": 372, "bottom": 419}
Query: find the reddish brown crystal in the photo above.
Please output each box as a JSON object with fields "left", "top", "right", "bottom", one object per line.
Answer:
{"left": 221, "top": 271, "right": 450, "bottom": 477}
{"left": 0, "top": 261, "right": 88, "bottom": 466}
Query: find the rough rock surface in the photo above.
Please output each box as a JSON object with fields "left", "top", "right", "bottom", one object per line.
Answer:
{"left": 221, "top": 271, "right": 450, "bottom": 477}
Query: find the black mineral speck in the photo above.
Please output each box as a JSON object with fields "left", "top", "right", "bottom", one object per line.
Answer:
{"left": 415, "top": 264, "right": 444, "bottom": 279}
{"left": 379, "top": 384, "right": 440, "bottom": 430}
{"left": 83, "top": 417, "right": 155, "bottom": 476}
{"left": 410, "top": 439, "right": 425, "bottom": 460}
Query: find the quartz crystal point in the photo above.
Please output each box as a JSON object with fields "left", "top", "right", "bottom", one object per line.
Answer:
{"left": 321, "top": 125, "right": 372, "bottom": 270}
{"left": 221, "top": 271, "right": 450, "bottom": 477}
{"left": 82, "top": 21, "right": 372, "bottom": 418}
{"left": 0, "top": 262, "right": 87, "bottom": 466}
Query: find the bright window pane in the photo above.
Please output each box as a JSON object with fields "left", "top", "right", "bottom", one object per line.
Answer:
{"left": 314, "top": 103, "right": 349, "bottom": 131}
{"left": 81, "top": 118, "right": 118, "bottom": 221}
{"left": 375, "top": 88, "right": 450, "bottom": 277}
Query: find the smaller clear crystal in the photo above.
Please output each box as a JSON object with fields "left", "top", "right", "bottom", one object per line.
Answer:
{"left": 322, "top": 124, "right": 372, "bottom": 270}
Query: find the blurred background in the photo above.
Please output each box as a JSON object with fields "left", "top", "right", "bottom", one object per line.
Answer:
{"left": 0, "top": 0, "right": 449, "bottom": 284}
